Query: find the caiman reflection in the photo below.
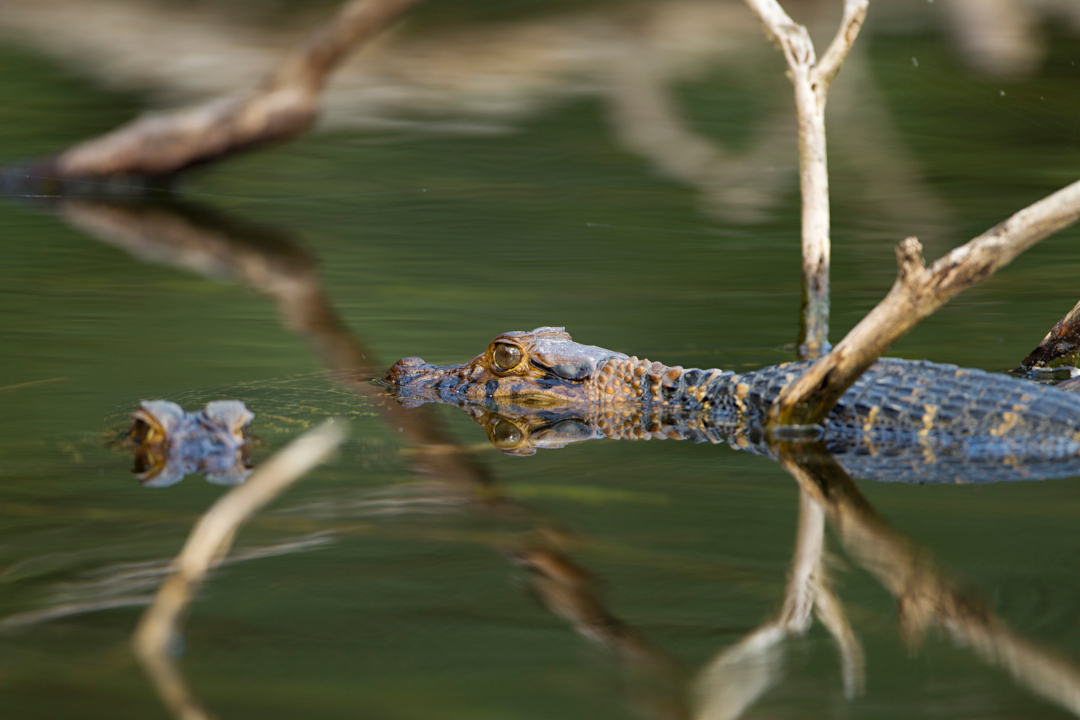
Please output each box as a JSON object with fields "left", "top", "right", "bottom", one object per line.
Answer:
{"left": 387, "top": 327, "right": 1080, "bottom": 482}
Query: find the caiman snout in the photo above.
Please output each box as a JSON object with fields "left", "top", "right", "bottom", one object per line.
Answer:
{"left": 383, "top": 356, "right": 426, "bottom": 385}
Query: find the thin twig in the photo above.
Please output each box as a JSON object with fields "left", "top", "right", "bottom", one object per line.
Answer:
{"left": 814, "top": 0, "right": 870, "bottom": 89}
{"left": 742, "top": 0, "right": 869, "bottom": 359}
{"left": 777, "top": 488, "right": 824, "bottom": 633}
{"left": 812, "top": 569, "right": 865, "bottom": 699}
{"left": 771, "top": 178, "right": 1080, "bottom": 426}
{"left": 132, "top": 420, "right": 348, "bottom": 720}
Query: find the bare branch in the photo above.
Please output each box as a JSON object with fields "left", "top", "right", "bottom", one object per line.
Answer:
{"left": 743, "top": 0, "right": 868, "bottom": 358}
{"left": 132, "top": 420, "right": 348, "bottom": 720}
{"left": 43, "top": 0, "right": 420, "bottom": 180}
{"left": 813, "top": 0, "right": 870, "bottom": 91}
{"left": 772, "top": 178, "right": 1080, "bottom": 426}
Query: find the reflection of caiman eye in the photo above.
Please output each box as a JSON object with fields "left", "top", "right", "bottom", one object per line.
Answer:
{"left": 492, "top": 343, "right": 523, "bottom": 372}
{"left": 490, "top": 418, "right": 524, "bottom": 448}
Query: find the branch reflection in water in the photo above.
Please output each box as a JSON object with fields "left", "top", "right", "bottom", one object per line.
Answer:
{"left": 17, "top": 195, "right": 1080, "bottom": 719}
{"left": 22, "top": 196, "right": 684, "bottom": 719}
{"left": 776, "top": 442, "right": 1080, "bottom": 717}
{"left": 394, "top": 383, "right": 1080, "bottom": 719}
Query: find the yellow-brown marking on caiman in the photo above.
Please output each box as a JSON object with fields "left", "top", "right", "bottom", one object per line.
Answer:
{"left": 918, "top": 404, "right": 939, "bottom": 439}
{"left": 862, "top": 405, "right": 880, "bottom": 433}
{"left": 991, "top": 412, "right": 1020, "bottom": 437}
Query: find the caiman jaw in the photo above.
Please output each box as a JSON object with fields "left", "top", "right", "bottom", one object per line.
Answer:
{"left": 384, "top": 326, "right": 631, "bottom": 406}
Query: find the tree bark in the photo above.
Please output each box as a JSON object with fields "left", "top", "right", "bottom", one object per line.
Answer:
{"left": 771, "top": 179, "right": 1080, "bottom": 426}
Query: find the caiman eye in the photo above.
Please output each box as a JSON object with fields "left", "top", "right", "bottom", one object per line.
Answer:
{"left": 490, "top": 418, "right": 523, "bottom": 448}
{"left": 492, "top": 343, "right": 523, "bottom": 372}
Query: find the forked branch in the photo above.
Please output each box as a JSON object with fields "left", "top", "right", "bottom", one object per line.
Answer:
{"left": 743, "top": 0, "right": 869, "bottom": 359}
{"left": 771, "top": 178, "right": 1080, "bottom": 426}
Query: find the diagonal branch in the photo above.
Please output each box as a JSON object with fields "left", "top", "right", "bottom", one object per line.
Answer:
{"left": 772, "top": 178, "right": 1080, "bottom": 426}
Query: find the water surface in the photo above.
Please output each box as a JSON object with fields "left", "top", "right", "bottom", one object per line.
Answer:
{"left": 2, "top": 5, "right": 1080, "bottom": 718}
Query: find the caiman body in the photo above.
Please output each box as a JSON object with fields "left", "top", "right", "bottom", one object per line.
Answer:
{"left": 385, "top": 327, "right": 1080, "bottom": 483}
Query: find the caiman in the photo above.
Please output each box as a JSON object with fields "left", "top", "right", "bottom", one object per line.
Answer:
{"left": 127, "top": 399, "right": 254, "bottom": 488}
{"left": 384, "top": 327, "right": 1080, "bottom": 484}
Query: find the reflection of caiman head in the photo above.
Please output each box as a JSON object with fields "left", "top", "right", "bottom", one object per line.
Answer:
{"left": 462, "top": 404, "right": 603, "bottom": 457}
{"left": 458, "top": 395, "right": 680, "bottom": 457}
{"left": 384, "top": 326, "right": 668, "bottom": 407}
{"left": 129, "top": 400, "right": 254, "bottom": 488}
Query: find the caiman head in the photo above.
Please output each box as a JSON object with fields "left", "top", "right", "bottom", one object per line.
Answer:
{"left": 385, "top": 327, "right": 704, "bottom": 453}
{"left": 384, "top": 326, "right": 655, "bottom": 407}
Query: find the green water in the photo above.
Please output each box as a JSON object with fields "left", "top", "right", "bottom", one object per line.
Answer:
{"left": 3, "top": 12, "right": 1080, "bottom": 720}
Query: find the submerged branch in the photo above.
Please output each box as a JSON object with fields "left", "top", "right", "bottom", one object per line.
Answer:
{"left": 132, "top": 420, "right": 348, "bottom": 720}
{"left": 743, "top": 0, "right": 868, "bottom": 359}
{"left": 772, "top": 178, "right": 1080, "bottom": 426}
{"left": 35, "top": 0, "right": 419, "bottom": 181}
